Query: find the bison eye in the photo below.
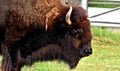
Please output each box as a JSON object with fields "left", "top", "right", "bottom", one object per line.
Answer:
{"left": 71, "top": 29, "right": 83, "bottom": 37}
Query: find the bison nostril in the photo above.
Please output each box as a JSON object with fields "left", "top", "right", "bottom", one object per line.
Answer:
{"left": 84, "top": 48, "right": 92, "bottom": 56}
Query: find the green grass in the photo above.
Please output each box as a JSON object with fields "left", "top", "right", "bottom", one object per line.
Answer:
{"left": 88, "top": 4, "right": 118, "bottom": 8}
{"left": 0, "top": 27, "right": 120, "bottom": 71}
{"left": 88, "top": 0, "right": 120, "bottom": 8}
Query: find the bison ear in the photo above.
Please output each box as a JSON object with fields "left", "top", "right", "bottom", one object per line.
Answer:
{"left": 65, "top": 6, "right": 72, "bottom": 25}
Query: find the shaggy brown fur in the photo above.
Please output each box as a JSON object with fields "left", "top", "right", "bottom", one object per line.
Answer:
{"left": 0, "top": 0, "right": 66, "bottom": 71}
{"left": 0, "top": 0, "right": 92, "bottom": 71}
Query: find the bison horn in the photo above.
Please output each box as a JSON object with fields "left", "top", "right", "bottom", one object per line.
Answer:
{"left": 66, "top": 6, "right": 72, "bottom": 25}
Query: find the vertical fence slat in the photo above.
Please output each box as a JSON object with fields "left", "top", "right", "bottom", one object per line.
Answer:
{"left": 81, "top": 0, "right": 88, "bottom": 11}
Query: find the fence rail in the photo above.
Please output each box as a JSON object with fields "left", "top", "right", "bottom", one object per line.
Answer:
{"left": 90, "top": 7, "right": 120, "bottom": 18}
{"left": 88, "top": 0, "right": 120, "bottom": 28}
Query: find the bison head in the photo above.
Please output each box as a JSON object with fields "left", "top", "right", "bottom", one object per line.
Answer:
{"left": 52, "top": 6, "right": 92, "bottom": 68}
{"left": 18, "top": 6, "right": 92, "bottom": 69}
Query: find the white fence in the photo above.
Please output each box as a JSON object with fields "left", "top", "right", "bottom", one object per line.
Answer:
{"left": 81, "top": 0, "right": 120, "bottom": 28}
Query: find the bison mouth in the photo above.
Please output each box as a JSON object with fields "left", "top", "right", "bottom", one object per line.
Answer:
{"left": 62, "top": 48, "right": 92, "bottom": 69}
{"left": 68, "top": 58, "right": 81, "bottom": 69}
{"left": 61, "top": 52, "right": 82, "bottom": 69}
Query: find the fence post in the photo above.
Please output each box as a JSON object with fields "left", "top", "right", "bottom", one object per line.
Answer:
{"left": 81, "top": 0, "right": 88, "bottom": 11}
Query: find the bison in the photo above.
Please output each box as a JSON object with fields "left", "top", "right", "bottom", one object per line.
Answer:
{"left": 0, "top": 0, "right": 92, "bottom": 71}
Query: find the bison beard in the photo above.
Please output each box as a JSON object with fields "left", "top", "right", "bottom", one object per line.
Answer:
{"left": 0, "top": 0, "right": 92, "bottom": 71}
{"left": 11, "top": 28, "right": 81, "bottom": 70}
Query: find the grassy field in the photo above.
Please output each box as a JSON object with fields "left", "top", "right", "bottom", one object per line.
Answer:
{"left": 0, "top": 27, "right": 120, "bottom": 71}
{"left": 88, "top": 0, "right": 120, "bottom": 8}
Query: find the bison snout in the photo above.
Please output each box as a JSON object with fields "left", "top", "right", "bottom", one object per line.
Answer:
{"left": 80, "top": 46, "right": 92, "bottom": 57}
{"left": 84, "top": 47, "right": 92, "bottom": 56}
